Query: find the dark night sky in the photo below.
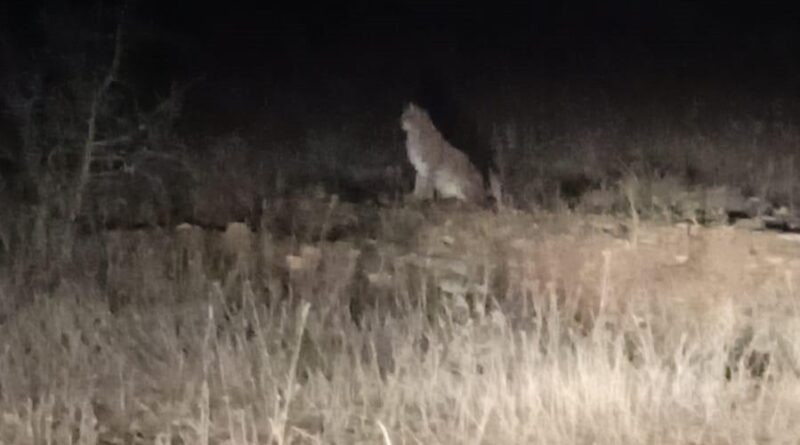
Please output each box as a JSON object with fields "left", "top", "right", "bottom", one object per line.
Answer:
{"left": 147, "top": 2, "right": 800, "bottom": 67}
{"left": 3, "top": 1, "right": 800, "bottom": 133}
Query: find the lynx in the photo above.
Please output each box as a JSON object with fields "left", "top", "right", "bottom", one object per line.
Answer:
{"left": 401, "top": 103, "right": 486, "bottom": 204}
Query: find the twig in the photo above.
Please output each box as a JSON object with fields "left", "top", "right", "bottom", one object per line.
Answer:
{"left": 271, "top": 302, "right": 311, "bottom": 445}
{"left": 62, "top": 15, "right": 126, "bottom": 260}
{"left": 377, "top": 419, "right": 393, "bottom": 445}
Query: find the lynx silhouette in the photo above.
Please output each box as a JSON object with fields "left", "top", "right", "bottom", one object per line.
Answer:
{"left": 401, "top": 103, "right": 485, "bottom": 204}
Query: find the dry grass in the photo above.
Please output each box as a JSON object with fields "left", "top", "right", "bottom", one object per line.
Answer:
{"left": 1, "top": 202, "right": 800, "bottom": 444}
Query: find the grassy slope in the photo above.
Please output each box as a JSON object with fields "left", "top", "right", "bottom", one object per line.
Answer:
{"left": 1, "top": 203, "right": 799, "bottom": 445}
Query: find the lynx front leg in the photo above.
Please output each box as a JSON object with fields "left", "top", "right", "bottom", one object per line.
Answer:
{"left": 413, "top": 173, "right": 435, "bottom": 200}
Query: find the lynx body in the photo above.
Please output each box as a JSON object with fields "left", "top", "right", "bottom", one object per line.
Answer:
{"left": 400, "top": 103, "right": 485, "bottom": 204}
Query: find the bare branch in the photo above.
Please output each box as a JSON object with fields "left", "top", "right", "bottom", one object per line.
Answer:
{"left": 91, "top": 134, "right": 133, "bottom": 148}
{"left": 61, "top": 12, "right": 126, "bottom": 260}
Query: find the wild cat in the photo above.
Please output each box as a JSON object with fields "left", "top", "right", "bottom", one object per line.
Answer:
{"left": 400, "top": 103, "right": 487, "bottom": 204}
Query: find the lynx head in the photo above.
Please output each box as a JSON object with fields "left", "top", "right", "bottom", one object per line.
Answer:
{"left": 401, "top": 102, "right": 432, "bottom": 133}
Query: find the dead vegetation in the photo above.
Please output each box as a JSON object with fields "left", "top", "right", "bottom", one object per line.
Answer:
{"left": 3, "top": 88, "right": 800, "bottom": 441}
{"left": 0, "top": 190, "right": 799, "bottom": 444}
